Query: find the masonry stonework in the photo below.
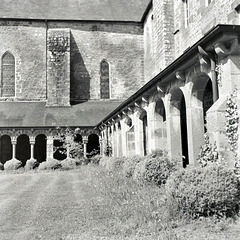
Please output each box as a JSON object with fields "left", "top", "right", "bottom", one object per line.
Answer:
{"left": 0, "top": 20, "right": 47, "bottom": 101}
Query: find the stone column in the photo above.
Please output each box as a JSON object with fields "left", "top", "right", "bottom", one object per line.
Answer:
{"left": 165, "top": 99, "right": 182, "bottom": 160}
{"left": 66, "top": 135, "right": 72, "bottom": 158}
{"left": 82, "top": 136, "right": 88, "bottom": 158}
{"left": 99, "top": 137, "right": 103, "bottom": 156}
{"left": 29, "top": 136, "right": 36, "bottom": 160}
{"left": 134, "top": 110, "right": 144, "bottom": 156}
{"left": 186, "top": 107, "right": 204, "bottom": 166}
{"left": 11, "top": 137, "right": 17, "bottom": 160}
{"left": 120, "top": 118, "right": 128, "bottom": 156}
{"left": 47, "top": 136, "right": 54, "bottom": 160}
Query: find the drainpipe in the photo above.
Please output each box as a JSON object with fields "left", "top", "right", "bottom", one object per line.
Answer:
{"left": 198, "top": 46, "right": 219, "bottom": 103}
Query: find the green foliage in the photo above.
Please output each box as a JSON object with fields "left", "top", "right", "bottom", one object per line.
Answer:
{"left": 104, "top": 144, "right": 112, "bottom": 157}
{"left": 99, "top": 156, "right": 126, "bottom": 172}
{"left": 166, "top": 165, "right": 240, "bottom": 219}
{"left": 122, "top": 155, "right": 144, "bottom": 178}
{"left": 132, "top": 158, "right": 148, "bottom": 181}
{"left": 89, "top": 154, "right": 102, "bottom": 165}
{"left": 198, "top": 134, "right": 219, "bottom": 167}
{"left": 38, "top": 159, "right": 62, "bottom": 171}
{"left": 144, "top": 152, "right": 180, "bottom": 186}
{"left": 132, "top": 151, "right": 180, "bottom": 186}
{"left": 60, "top": 158, "right": 81, "bottom": 170}
{"left": 4, "top": 159, "right": 22, "bottom": 171}
{"left": 25, "top": 159, "right": 39, "bottom": 171}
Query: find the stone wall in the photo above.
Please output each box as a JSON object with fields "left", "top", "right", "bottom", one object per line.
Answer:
{"left": 48, "top": 21, "right": 144, "bottom": 102}
{"left": 47, "top": 28, "right": 70, "bottom": 107}
{"left": 0, "top": 20, "right": 47, "bottom": 101}
{"left": 173, "top": 0, "right": 240, "bottom": 58}
{"left": 143, "top": 0, "right": 175, "bottom": 82}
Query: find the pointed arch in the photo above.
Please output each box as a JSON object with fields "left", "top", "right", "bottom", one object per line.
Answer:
{"left": 1, "top": 52, "right": 15, "bottom": 97}
{"left": 100, "top": 59, "right": 110, "bottom": 99}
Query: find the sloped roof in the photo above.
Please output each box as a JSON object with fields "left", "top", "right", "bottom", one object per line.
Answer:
{"left": 0, "top": 101, "right": 123, "bottom": 127}
{"left": 0, "top": 0, "right": 150, "bottom": 22}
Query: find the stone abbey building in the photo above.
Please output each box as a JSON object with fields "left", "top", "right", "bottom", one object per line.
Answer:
{"left": 0, "top": 0, "right": 240, "bottom": 167}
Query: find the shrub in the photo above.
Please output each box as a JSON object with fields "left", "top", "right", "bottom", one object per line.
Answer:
{"left": 132, "top": 151, "right": 180, "bottom": 186}
{"left": 38, "top": 159, "right": 62, "bottom": 171}
{"left": 4, "top": 159, "right": 22, "bottom": 170}
{"left": 166, "top": 165, "right": 240, "bottom": 219}
{"left": 90, "top": 155, "right": 102, "bottom": 165}
{"left": 122, "top": 155, "right": 144, "bottom": 178}
{"left": 144, "top": 153, "right": 180, "bottom": 186}
{"left": 100, "top": 156, "right": 126, "bottom": 172}
{"left": 0, "top": 163, "right": 4, "bottom": 170}
{"left": 25, "top": 159, "right": 39, "bottom": 171}
{"left": 132, "top": 158, "right": 148, "bottom": 181}
{"left": 60, "top": 158, "right": 81, "bottom": 170}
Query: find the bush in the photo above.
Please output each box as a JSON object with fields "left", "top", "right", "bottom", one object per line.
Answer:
{"left": 38, "top": 159, "right": 62, "bottom": 171}
{"left": 132, "top": 151, "right": 180, "bottom": 186}
{"left": 166, "top": 165, "right": 240, "bottom": 219}
{"left": 100, "top": 156, "right": 126, "bottom": 172}
{"left": 90, "top": 155, "right": 102, "bottom": 165}
{"left": 60, "top": 158, "right": 81, "bottom": 170}
{"left": 144, "top": 153, "right": 180, "bottom": 186}
{"left": 0, "top": 163, "right": 4, "bottom": 170}
{"left": 122, "top": 155, "right": 144, "bottom": 178}
{"left": 25, "top": 159, "right": 39, "bottom": 171}
{"left": 4, "top": 159, "right": 22, "bottom": 170}
{"left": 132, "top": 158, "right": 148, "bottom": 181}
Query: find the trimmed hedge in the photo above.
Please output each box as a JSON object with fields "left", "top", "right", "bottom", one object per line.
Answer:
{"left": 38, "top": 159, "right": 62, "bottom": 171}
{"left": 144, "top": 153, "right": 180, "bottom": 186}
{"left": 25, "top": 159, "right": 39, "bottom": 171}
{"left": 166, "top": 165, "right": 240, "bottom": 219}
{"left": 99, "top": 156, "right": 126, "bottom": 172}
{"left": 60, "top": 158, "right": 81, "bottom": 170}
{"left": 4, "top": 159, "right": 22, "bottom": 170}
{"left": 132, "top": 151, "right": 180, "bottom": 186}
{"left": 122, "top": 155, "right": 144, "bottom": 178}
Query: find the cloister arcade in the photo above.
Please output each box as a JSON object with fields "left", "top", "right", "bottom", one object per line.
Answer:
{"left": 0, "top": 129, "right": 100, "bottom": 165}
{"left": 99, "top": 27, "right": 240, "bottom": 168}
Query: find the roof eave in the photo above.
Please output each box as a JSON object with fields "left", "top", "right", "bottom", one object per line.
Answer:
{"left": 96, "top": 24, "right": 240, "bottom": 127}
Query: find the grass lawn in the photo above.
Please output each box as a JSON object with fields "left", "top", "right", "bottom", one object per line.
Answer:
{"left": 0, "top": 165, "right": 239, "bottom": 240}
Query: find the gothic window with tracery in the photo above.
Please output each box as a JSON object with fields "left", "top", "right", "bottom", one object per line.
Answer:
{"left": 100, "top": 60, "right": 110, "bottom": 99}
{"left": 1, "top": 52, "right": 15, "bottom": 97}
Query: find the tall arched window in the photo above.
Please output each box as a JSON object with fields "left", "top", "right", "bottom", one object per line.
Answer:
{"left": 100, "top": 60, "right": 110, "bottom": 99}
{"left": 1, "top": 52, "right": 15, "bottom": 97}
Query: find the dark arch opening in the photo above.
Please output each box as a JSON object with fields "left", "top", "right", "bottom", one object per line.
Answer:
{"left": 16, "top": 134, "right": 30, "bottom": 165}
{"left": 34, "top": 134, "right": 47, "bottom": 163}
{"left": 140, "top": 110, "right": 148, "bottom": 156}
{"left": 53, "top": 139, "right": 67, "bottom": 160}
{"left": 155, "top": 99, "right": 166, "bottom": 122}
{"left": 0, "top": 135, "right": 12, "bottom": 164}
{"left": 142, "top": 115, "right": 148, "bottom": 156}
{"left": 74, "top": 134, "right": 82, "bottom": 143}
{"left": 180, "top": 95, "right": 189, "bottom": 168}
{"left": 171, "top": 88, "right": 189, "bottom": 168}
{"left": 203, "top": 80, "right": 213, "bottom": 132}
{"left": 87, "top": 134, "right": 100, "bottom": 157}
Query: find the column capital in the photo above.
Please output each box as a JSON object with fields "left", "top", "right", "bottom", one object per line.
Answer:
{"left": 11, "top": 136, "right": 17, "bottom": 144}
{"left": 47, "top": 135, "right": 54, "bottom": 141}
{"left": 82, "top": 136, "right": 88, "bottom": 144}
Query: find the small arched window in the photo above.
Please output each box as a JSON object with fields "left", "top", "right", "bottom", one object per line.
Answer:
{"left": 100, "top": 60, "right": 110, "bottom": 99}
{"left": 1, "top": 52, "right": 15, "bottom": 97}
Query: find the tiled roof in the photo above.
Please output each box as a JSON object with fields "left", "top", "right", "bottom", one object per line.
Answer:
{"left": 0, "top": 101, "right": 123, "bottom": 127}
{"left": 0, "top": 0, "right": 150, "bottom": 22}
